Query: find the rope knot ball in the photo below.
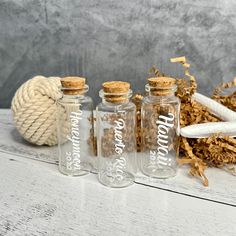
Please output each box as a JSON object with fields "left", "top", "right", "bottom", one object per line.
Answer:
{"left": 11, "top": 76, "right": 62, "bottom": 146}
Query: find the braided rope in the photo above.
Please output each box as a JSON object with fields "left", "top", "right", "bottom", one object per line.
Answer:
{"left": 11, "top": 76, "right": 64, "bottom": 146}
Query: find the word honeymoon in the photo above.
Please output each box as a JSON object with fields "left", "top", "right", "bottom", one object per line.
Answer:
{"left": 106, "top": 118, "right": 126, "bottom": 181}
{"left": 66, "top": 109, "right": 82, "bottom": 170}
{"left": 149, "top": 113, "right": 174, "bottom": 167}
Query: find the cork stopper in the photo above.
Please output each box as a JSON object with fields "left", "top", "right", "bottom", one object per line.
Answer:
{"left": 147, "top": 77, "right": 176, "bottom": 96}
{"left": 102, "top": 81, "right": 130, "bottom": 93}
{"left": 61, "top": 76, "right": 86, "bottom": 95}
{"left": 102, "top": 81, "right": 131, "bottom": 103}
{"left": 148, "top": 77, "right": 176, "bottom": 87}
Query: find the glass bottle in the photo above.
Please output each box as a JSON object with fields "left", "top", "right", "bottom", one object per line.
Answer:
{"left": 57, "top": 77, "right": 94, "bottom": 176}
{"left": 141, "top": 77, "right": 180, "bottom": 178}
{"left": 96, "top": 81, "right": 137, "bottom": 188}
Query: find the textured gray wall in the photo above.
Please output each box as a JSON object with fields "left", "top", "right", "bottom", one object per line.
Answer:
{"left": 0, "top": 0, "right": 236, "bottom": 107}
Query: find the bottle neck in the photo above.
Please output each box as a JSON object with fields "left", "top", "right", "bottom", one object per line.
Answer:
{"left": 61, "top": 93, "right": 86, "bottom": 99}
{"left": 100, "top": 89, "right": 133, "bottom": 105}
{"left": 61, "top": 84, "right": 89, "bottom": 97}
{"left": 101, "top": 98, "right": 130, "bottom": 105}
{"left": 145, "top": 84, "right": 177, "bottom": 97}
{"left": 148, "top": 90, "right": 175, "bottom": 96}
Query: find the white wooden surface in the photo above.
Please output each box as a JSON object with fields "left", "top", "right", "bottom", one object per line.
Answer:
{"left": 1, "top": 109, "right": 236, "bottom": 204}
{"left": 0, "top": 109, "right": 236, "bottom": 235}
{"left": 0, "top": 152, "right": 236, "bottom": 236}
{"left": 135, "top": 165, "right": 236, "bottom": 206}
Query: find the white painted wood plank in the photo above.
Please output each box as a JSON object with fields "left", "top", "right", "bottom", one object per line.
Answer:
{"left": 0, "top": 152, "right": 235, "bottom": 236}
{"left": 135, "top": 166, "right": 236, "bottom": 206}
{"left": 1, "top": 109, "right": 236, "bottom": 207}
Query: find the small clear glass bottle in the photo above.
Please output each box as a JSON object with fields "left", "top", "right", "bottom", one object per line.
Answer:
{"left": 96, "top": 81, "right": 137, "bottom": 188}
{"left": 57, "top": 76, "right": 94, "bottom": 176}
{"left": 141, "top": 77, "right": 180, "bottom": 178}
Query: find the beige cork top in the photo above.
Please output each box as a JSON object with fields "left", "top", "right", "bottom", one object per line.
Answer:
{"left": 61, "top": 76, "right": 86, "bottom": 95}
{"left": 102, "top": 81, "right": 131, "bottom": 103}
{"left": 147, "top": 77, "right": 176, "bottom": 96}
{"left": 102, "top": 81, "right": 130, "bottom": 94}
{"left": 148, "top": 77, "right": 176, "bottom": 87}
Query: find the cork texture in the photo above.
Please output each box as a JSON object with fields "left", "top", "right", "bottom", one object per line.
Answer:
{"left": 148, "top": 77, "right": 176, "bottom": 88}
{"left": 102, "top": 81, "right": 130, "bottom": 94}
{"left": 61, "top": 76, "right": 86, "bottom": 95}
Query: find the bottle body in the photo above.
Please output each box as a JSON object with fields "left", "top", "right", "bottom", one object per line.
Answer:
{"left": 96, "top": 101, "right": 137, "bottom": 187}
{"left": 141, "top": 94, "right": 180, "bottom": 178}
{"left": 57, "top": 94, "right": 94, "bottom": 176}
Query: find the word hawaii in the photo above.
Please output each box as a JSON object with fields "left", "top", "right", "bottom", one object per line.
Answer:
{"left": 149, "top": 113, "right": 174, "bottom": 167}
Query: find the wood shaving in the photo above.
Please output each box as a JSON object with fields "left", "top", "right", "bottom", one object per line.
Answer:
{"left": 170, "top": 57, "right": 236, "bottom": 186}
{"left": 212, "top": 77, "right": 236, "bottom": 111}
{"left": 178, "top": 137, "right": 208, "bottom": 186}
{"left": 132, "top": 94, "right": 143, "bottom": 152}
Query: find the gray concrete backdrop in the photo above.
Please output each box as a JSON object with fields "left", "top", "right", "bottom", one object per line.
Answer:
{"left": 0, "top": 0, "right": 236, "bottom": 107}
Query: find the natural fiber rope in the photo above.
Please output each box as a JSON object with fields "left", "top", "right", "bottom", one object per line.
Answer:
{"left": 11, "top": 76, "right": 64, "bottom": 146}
